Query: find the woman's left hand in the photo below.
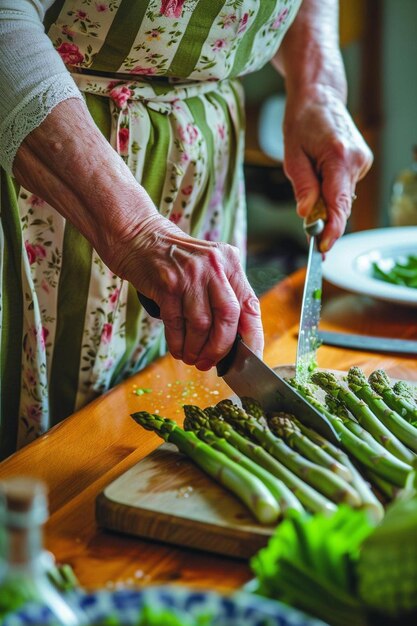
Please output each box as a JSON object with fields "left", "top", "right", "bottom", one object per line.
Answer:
{"left": 282, "top": 85, "right": 373, "bottom": 252}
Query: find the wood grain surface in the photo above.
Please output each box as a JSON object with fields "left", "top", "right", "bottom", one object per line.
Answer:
{"left": 96, "top": 443, "right": 274, "bottom": 559}
{"left": 0, "top": 269, "right": 416, "bottom": 592}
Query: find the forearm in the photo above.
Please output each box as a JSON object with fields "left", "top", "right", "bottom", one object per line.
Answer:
{"left": 13, "top": 98, "right": 160, "bottom": 267}
{"left": 272, "top": 0, "right": 347, "bottom": 102}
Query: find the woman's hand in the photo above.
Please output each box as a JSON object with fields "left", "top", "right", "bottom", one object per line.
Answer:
{"left": 109, "top": 215, "right": 264, "bottom": 370}
{"left": 282, "top": 85, "right": 373, "bottom": 252}
{"left": 273, "top": 0, "right": 373, "bottom": 252}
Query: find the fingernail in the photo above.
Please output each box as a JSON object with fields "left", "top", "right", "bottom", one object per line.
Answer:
{"left": 320, "top": 238, "right": 336, "bottom": 253}
{"left": 195, "top": 360, "right": 213, "bottom": 371}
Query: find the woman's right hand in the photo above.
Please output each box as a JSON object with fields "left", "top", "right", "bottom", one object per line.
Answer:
{"left": 108, "top": 214, "right": 264, "bottom": 371}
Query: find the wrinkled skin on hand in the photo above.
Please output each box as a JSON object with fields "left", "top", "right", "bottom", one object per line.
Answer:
{"left": 110, "top": 214, "right": 264, "bottom": 370}
{"left": 282, "top": 85, "right": 373, "bottom": 252}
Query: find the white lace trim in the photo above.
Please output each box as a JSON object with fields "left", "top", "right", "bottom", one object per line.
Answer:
{"left": 0, "top": 74, "right": 83, "bottom": 174}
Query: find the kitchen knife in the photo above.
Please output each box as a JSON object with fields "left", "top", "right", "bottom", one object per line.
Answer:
{"left": 295, "top": 199, "right": 328, "bottom": 383}
{"left": 136, "top": 293, "right": 340, "bottom": 443}
{"left": 318, "top": 330, "right": 417, "bottom": 355}
{"left": 217, "top": 336, "right": 340, "bottom": 443}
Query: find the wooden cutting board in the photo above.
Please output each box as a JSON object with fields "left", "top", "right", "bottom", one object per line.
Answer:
{"left": 96, "top": 442, "right": 275, "bottom": 559}
{"left": 95, "top": 367, "right": 302, "bottom": 558}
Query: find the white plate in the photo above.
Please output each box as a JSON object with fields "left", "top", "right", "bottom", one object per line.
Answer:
{"left": 322, "top": 227, "right": 417, "bottom": 306}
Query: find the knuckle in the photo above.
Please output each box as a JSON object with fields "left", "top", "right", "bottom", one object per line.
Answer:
{"left": 187, "top": 315, "right": 211, "bottom": 334}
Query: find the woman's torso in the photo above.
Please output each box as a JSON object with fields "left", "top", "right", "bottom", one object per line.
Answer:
{"left": 44, "top": 0, "right": 302, "bottom": 81}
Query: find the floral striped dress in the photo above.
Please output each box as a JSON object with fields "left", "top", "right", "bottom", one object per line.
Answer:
{"left": 0, "top": 0, "right": 301, "bottom": 457}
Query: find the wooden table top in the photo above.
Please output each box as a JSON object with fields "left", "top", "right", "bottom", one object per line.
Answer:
{"left": 0, "top": 269, "right": 416, "bottom": 593}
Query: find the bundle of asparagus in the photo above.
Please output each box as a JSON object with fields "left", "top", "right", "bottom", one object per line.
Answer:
{"left": 131, "top": 367, "right": 416, "bottom": 526}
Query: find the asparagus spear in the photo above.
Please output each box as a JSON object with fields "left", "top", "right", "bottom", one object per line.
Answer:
{"left": 393, "top": 380, "right": 417, "bottom": 405}
{"left": 369, "top": 369, "right": 417, "bottom": 425}
{"left": 202, "top": 411, "right": 336, "bottom": 514}
{"left": 240, "top": 396, "right": 353, "bottom": 483}
{"left": 324, "top": 393, "right": 403, "bottom": 461}
{"left": 240, "top": 396, "right": 267, "bottom": 420}
{"left": 131, "top": 411, "right": 280, "bottom": 525}
{"left": 347, "top": 366, "right": 417, "bottom": 454}
{"left": 289, "top": 378, "right": 412, "bottom": 487}
{"left": 311, "top": 371, "right": 415, "bottom": 464}
{"left": 216, "top": 402, "right": 362, "bottom": 507}
{"left": 267, "top": 412, "right": 353, "bottom": 482}
{"left": 183, "top": 405, "right": 304, "bottom": 514}
{"left": 282, "top": 415, "right": 386, "bottom": 519}
{"left": 212, "top": 424, "right": 336, "bottom": 514}
{"left": 268, "top": 412, "right": 384, "bottom": 521}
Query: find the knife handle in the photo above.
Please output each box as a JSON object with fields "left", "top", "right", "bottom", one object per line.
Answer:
{"left": 137, "top": 292, "right": 161, "bottom": 319}
{"left": 216, "top": 335, "right": 241, "bottom": 377}
{"left": 304, "top": 198, "right": 328, "bottom": 237}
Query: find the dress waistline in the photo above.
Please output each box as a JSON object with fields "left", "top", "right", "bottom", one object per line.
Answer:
{"left": 71, "top": 71, "right": 233, "bottom": 112}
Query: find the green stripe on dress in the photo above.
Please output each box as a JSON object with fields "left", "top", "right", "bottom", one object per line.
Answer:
{"left": 109, "top": 282, "right": 140, "bottom": 386}
{"left": 111, "top": 107, "right": 171, "bottom": 374}
{"left": 140, "top": 108, "right": 171, "bottom": 206}
{"left": 48, "top": 224, "right": 92, "bottom": 425}
{"left": 48, "top": 92, "right": 113, "bottom": 423}
{"left": 207, "top": 91, "right": 238, "bottom": 243}
{"left": 186, "top": 96, "right": 215, "bottom": 236}
{"left": 167, "top": 0, "right": 225, "bottom": 78}
{"left": 0, "top": 173, "right": 23, "bottom": 459}
{"left": 90, "top": 0, "right": 148, "bottom": 73}
{"left": 231, "top": 1, "right": 277, "bottom": 77}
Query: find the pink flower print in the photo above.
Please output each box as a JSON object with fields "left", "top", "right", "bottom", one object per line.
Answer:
{"left": 25, "top": 241, "right": 46, "bottom": 265}
{"left": 27, "top": 404, "right": 42, "bottom": 424}
{"left": 217, "top": 124, "right": 226, "bottom": 140}
{"left": 107, "top": 80, "right": 122, "bottom": 91}
{"left": 25, "top": 370, "right": 37, "bottom": 387}
{"left": 221, "top": 14, "right": 237, "bottom": 28}
{"left": 95, "top": 2, "right": 108, "bottom": 11}
{"left": 75, "top": 10, "right": 88, "bottom": 19}
{"left": 178, "top": 123, "right": 198, "bottom": 145}
{"left": 180, "top": 152, "right": 190, "bottom": 164}
{"left": 212, "top": 39, "right": 227, "bottom": 52}
{"left": 238, "top": 13, "right": 249, "bottom": 34}
{"left": 38, "top": 326, "right": 49, "bottom": 350}
{"left": 104, "top": 358, "right": 114, "bottom": 371}
{"left": 147, "top": 29, "right": 161, "bottom": 42}
{"left": 25, "top": 243, "right": 36, "bottom": 265}
{"left": 118, "top": 127, "right": 129, "bottom": 154}
{"left": 160, "top": 0, "right": 185, "bottom": 18}
{"left": 204, "top": 228, "right": 220, "bottom": 242}
{"left": 109, "top": 287, "right": 120, "bottom": 310}
{"left": 101, "top": 323, "right": 113, "bottom": 344}
{"left": 129, "top": 65, "right": 157, "bottom": 76}
{"left": 56, "top": 42, "right": 84, "bottom": 66}
{"left": 272, "top": 8, "right": 289, "bottom": 30}
{"left": 109, "top": 287, "right": 120, "bottom": 305}
{"left": 41, "top": 279, "right": 50, "bottom": 294}
{"left": 29, "top": 194, "right": 45, "bottom": 207}
{"left": 109, "top": 85, "right": 132, "bottom": 109}
{"left": 169, "top": 212, "right": 182, "bottom": 224}
{"left": 182, "top": 185, "right": 193, "bottom": 196}
{"left": 62, "top": 25, "right": 76, "bottom": 38}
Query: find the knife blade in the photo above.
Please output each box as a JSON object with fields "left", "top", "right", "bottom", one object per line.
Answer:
{"left": 295, "top": 199, "right": 328, "bottom": 383}
{"left": 136, "top": 293, "right": 340, "bottom": 442}
{"left": 318, "top": 330, "right": 417, "bottom": 355}
{"left": 217, "top": 336, "right": 340, "bottom": 443}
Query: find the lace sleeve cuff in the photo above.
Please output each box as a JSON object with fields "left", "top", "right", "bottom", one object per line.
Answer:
{"left": 0, "top": 73, "right": 83, "bottom": 175}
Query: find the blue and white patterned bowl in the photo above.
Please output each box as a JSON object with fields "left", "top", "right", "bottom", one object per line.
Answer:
{"left": 3, "top": 586, "right": 328, "bottom": 626}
